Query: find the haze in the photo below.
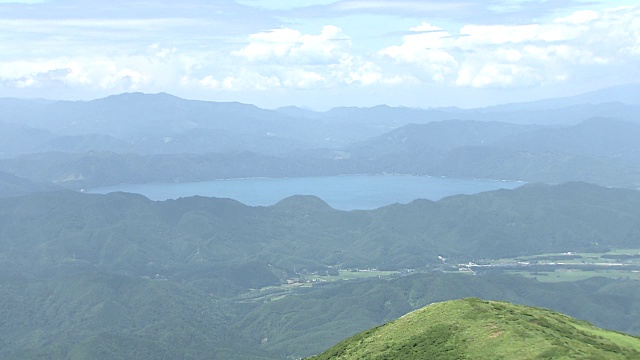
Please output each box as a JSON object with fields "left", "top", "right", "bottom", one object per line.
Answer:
{"left": 1, "top": 0, "right": 639, "bottom": 109}
{"left": 3, "top": 1, "right": 640, "bottom": 360}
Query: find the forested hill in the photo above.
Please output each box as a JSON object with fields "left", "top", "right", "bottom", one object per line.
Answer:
{"left": 3, "top": 183, "right": 640, "bottom": 358}
{"left": 0, "top": 170, "right": 58, "bottom": 197}
{"left": 309, "top": 298, "right": 640, "bottom": 360}
{"left": 3, "top": 117, "right": 640, "bottom": 190}
{"left": 1, "top": 90, "right": 640, "bottom": 191}
{"left": 0, "top": 272, "right": 277, "bottom": 360}
{"left": 1, "top": 182, "right": 640, "bottom": 291}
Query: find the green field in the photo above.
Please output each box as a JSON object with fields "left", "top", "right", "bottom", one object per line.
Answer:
{"left": 506, "top": 269, "right": 640, "bottom": 282}
{"left": 235, "top": 269, "right": 399, "bottom": 303}
{"left": 519, "top": 249, "right": 640, "bottom": 263}
{"left": 303, "top": 269, "right": 399, "bottom": 282}
{"left": 477, "top": 249, "right": 640, "bottom": 282}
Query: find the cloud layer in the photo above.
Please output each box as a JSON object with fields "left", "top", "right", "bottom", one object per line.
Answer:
{"left": 0, "top": 1, "right": 638, "bottom": 107}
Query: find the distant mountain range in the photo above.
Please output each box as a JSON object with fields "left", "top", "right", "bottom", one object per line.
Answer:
{"left": 1, "top": 84, "right": 639, "bottom": 158}
{"left": 0, "top": 84, "right": 638, "bottom": 193}
{"left": 1, "top": 84, "right": 639, "bottom": 190}
{"left": 0, "top": 170, "right": 58, "bottom": 197}
{"left": 1, "top": 116, "right": 639, "bottom": 189}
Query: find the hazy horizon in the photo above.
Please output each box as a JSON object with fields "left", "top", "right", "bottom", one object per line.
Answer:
{"left": 1, "top": 0, "right": 638, "bottom": 110}
{"left": 3, "top": 82, "right": 639, "bottom": 112}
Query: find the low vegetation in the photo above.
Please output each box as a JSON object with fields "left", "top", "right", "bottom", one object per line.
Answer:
{"left": 309, "top": 298, "right": 640, "bottom": 360}
{"left": 239, "top": 272, "right": 640, "bottom": 358}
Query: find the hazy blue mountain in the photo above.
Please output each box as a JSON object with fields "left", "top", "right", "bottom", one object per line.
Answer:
{"left": 429, "top": 146, "right": 640, "bottom": 187}
{"left": 0, "top": 151, "right": 345, "bottom": 188}
{"left": 280, "top": 84, "right": 640, "bottom": 127}
{"left": 2, "top": 89, "right": 640, "bottom": 186}
{"left": 0, "top": 117, "right": 137, "bottom": 156}
{"left": 2, "top": 92, "right": 289, "bottom": 138}
{"left": 419, "top": 118, "right": 640, "bottom": 187}
{"left": 271, "top": 105, "right": 454, "bottom": 145}
{"left": 0, "top": 121, "right": 54, "bottom": 156}
{"left": 349, "top": 120, "right": 535, "bottom": 155}
{"left": 40, "top": 134, "right": 135, "bottom": 153}
{"left": 471, "top": 102, "right": 640, "bottom": 125}
{"left": 494, "top": 117, "right": 640, "bottom": 161}
{"left": 0, "top": 93, "right": 326, "bottom": 154}
{"left": 484, "top": 83, "right": 640, "bottom": 112}
{"left": 131, "top": 128, "right": 306, "bottom": 155}
{"left": 1, "top": 93, "right": 449, "bottom": 153}
{"left": 3, "top": 87, "right": 640, "bottom": 158}
{"left": 2, "top": 141, "right": 639, "bottom": 190}
{"left": 0, "top": 170, "right": 59, "bottom": 197}
{"left": 328, "top": 117, "right": 640, "bottom": 187}
{"left": 274, "top": 105, "right": 322, "bottom": 119}
{"left": 308, "top": 101, "right": 640, "bottom": 127}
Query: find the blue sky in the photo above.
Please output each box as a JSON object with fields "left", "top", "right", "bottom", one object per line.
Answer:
{"left": 0, "top": 0, "right": 638, "bottom": 109}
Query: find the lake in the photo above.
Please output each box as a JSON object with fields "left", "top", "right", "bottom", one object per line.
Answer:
{"left": 88, "top": 175, "right": 525, "bottom": 210}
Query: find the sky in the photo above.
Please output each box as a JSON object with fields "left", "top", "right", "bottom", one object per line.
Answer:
{"left": 0, "top": 0, "right": 638, "bottom": 109}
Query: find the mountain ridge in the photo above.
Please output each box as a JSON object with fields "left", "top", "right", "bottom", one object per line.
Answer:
{"left": 2, "top": 182, "right": 640, "bottom": 285}
{"left": 309, "top": 298, "right": 640, "bottom": 359}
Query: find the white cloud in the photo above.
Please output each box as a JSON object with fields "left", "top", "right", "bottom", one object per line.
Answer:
{"left": 380, "top": 6, "right": 640, "bottom": 88}
{"left": 235, "top": 0, "right": 337, "bottom": 10}
{"left": 0, "top": 18, "right": 202, "bottom": 34}
{"left": 381, "top": 75, "right": 420, "bottom": 86}
{"left": 199, "top": 75, "right": 219, "bottom": 89}
{"left": 0, "top": 3, "right": 638, "bottom": 103}
{"left": 456, "top": 63, "right": 542, "bottom": 87}
{"left": 281, "top": 69, "right": 326, "bottom": 88}
{"left": 0, "top": 45, "right": 194, "bottom": 93}
{"left": 232, "top": 25, "right": 350, "bottom": 65}
{"left": 219, "top": 72, "right": 282, "bottom": 91}
{"left": 0, "top": 0, "right": 45, "bottom": 3}
{"left": 344, "top": 58, "right": 381, "bottom": 85}
{"left": 333, "top": 0, "right": 469, "bottom": 12}
{"left": 555, "top": 10, "right": 599, "bottom": 25}
{"left": 380, "top": 22, "right": 458, "bottom": 82}
{"left": 225, "top": 25, "right": 388, "bottom": 90}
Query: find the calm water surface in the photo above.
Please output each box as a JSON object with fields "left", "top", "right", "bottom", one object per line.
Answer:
{"left": 89, "top": 175, "right": 524, "bottom": 210}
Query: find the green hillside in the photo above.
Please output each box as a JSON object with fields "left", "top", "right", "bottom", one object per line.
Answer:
{"left": 0, "top": 170, "right": 58, "bottom": 198}
{"left": 239, "top": 273, "right": 640, "bottom": 358}
{"left": 4, "top": 271, "right": 640, "bottom": 359}
{"left": 1, "top": 182, "right": 640, "bottom": 293}
{"left": 2, "top": 184, "right": 640, "bottom": 358}
{"left": 309, "top": 298, "right": 640, "bottom": 360}
{"left": 0, "top": 272, "right": 275, "bottom": 360}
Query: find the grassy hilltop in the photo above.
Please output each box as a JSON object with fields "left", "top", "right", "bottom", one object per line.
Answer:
{"left": 310, "top": 298, "right": 640, "bottom": 360}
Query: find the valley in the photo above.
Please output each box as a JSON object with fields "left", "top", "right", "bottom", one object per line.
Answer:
{"left": 475, "top": 249, "right": 640, "bottom": 282}
{"left": 232, "top": 248, "right": 640, "bottom": 305}
{"left": 4, "top": 1, "right": 640, "bottom": 358}
{"left": 2, "top": 86, "right": 640, "bottom": 359}
{"left": 2, "top": 182, "right": 640, "bottom": 358}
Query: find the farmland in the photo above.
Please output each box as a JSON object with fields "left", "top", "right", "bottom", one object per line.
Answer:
{"left": 464, "top": 248, "right": 640, "bottom": 282}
